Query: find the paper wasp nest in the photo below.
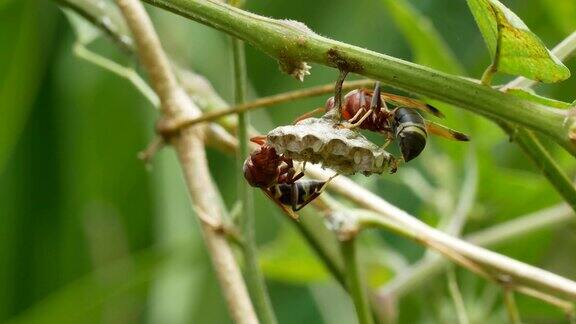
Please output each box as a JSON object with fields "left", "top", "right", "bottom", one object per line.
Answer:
{"left": 266, "top": 116, "right": 396, "bottom": 176}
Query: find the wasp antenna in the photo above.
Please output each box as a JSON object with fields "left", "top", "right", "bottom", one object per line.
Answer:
{"left": 250, "top": 135, "right": 267, "bottom": 145}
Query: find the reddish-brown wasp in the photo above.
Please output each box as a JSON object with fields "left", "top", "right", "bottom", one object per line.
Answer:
{"left": 243, "top": 136, "right": 333, "bottom": 213}
{"left": 297, "top": 81, "right": 470, "bottom": 162}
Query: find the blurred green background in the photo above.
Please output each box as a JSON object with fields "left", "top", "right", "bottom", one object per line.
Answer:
{"left": 1, "top": 0, "right": 575, "bottom": 323}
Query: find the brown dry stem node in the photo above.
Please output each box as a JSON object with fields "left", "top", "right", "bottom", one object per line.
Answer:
{"left": 266, "top": 116, "right": 396, "bottom": 176}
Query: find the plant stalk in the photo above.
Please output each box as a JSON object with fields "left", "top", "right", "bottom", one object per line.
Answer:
{"left": 231, "top": 24, "right": 278, "bottom": 324}
{"left": 341, "top": 238, "right": 374, "bottom": 324}
{"left": 503, "top": 288, "right": 522, "bottom": 324}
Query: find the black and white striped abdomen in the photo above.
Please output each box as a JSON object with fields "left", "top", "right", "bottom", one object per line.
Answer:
{"left": 393, "top": 108, "right": 428, "bottom": 162}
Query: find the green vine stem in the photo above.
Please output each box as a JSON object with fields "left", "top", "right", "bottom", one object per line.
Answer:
{"left": 143, "top": 0, "right": 575, "bottom": 156}
{"left": 340, "top": 238, "right": 375, "bottom": 324}
{"left": 231, "top": 20, "right": 279, "bottom": 324}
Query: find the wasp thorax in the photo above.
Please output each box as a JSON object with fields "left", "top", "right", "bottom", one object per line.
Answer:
{"left": 266, "top": 116, "right": 396, "bottom": 176}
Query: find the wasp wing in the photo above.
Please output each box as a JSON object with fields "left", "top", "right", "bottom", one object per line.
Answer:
{"left": 373, "top": 92, "right": 445, "bottom": 118}
{"left": 425, "top": 120, "right": 470, "bottom": 141}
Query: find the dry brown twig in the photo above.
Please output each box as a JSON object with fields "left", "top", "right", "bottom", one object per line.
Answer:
{"left": 113, "top": 0, "right": 258, "bottom": 323}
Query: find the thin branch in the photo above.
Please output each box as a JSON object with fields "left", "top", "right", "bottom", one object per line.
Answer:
{"left": 306, "top": 166, "right": 576, "bottom": 300}
{"left": 142, "top": 0, "right": 575, "bottom": 156}
{"left": 377, "top": 203, "right": 573, "bottom": 303}
{"left": 503, "top": 288, "right": 522, "bottom": 324}
{"left": 515, "top": 286, "right": 575, "bottom": 320}
{"left": 113, "top": 0, "right": 257, "bottom": 323}
{"left": 162, "top": 79, "right": 374, "bottom": 130}
{"left": 341, "top": 238, "right": 375, "bottom": 324}
{"left": 467, "top": 204, "right": 574, "bottom": 246}
{"left": 230, "top": 3, "right": 278, "bottom": 321}
{"left": 447, "top": 269, "right": 470, "bottom": 324}
{"left": 73, "top": 43, "right": 159, "bottom": 107}
{"left": 346, "top": 206, "right": 576, "bottom": 314}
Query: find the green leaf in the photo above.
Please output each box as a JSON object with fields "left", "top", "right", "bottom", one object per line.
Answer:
{"left": 0, "top": 1, "right": 51, "bottom": 174}
{"left": 505, "top": 88, "right": 571, "bottom": 109}
{"left": 381, "top": 0, "right": 464, "bottom": 75}
{"left": 259, "top": 227, "right": 329, "bottom": 284}
{"left": 467, "top": 0, "right": 570, "bottom": 83}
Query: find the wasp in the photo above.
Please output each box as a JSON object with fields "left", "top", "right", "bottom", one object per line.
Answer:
{"left": 297, "top": 80, "right": 470, "bottom": 162}
{"left": 243, "top": 136, "right": 333, "bottom": 213}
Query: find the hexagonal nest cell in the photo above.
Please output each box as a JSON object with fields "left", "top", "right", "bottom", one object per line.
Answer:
{"left": 266, "top": 116, "right": 397, "bottom": 176}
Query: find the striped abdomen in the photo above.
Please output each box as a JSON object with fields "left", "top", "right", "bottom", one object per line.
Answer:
{"left": 271, "top": 180, "right": 326, "bottom": 211}
{"left": 393, "top": 108, "right": 428, "bottom": 162}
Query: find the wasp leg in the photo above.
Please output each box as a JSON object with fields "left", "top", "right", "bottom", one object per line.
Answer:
{"left": 343, "top": 109, "right": 372, "bottom": 129}
{"left": 389, "top": 156, "right": 403, "bottom": 174}
{"left": 347, "top": 105, "right": 364, "bottom": 124}
{"left": 382, "top": 139, "right": 392, "bottom": 150}
{"left": 380, "top": 131, "right": 394, "bottom": 149}
{"left": 278, "top": 164, "right": 304, "bottom": 184}
{"left": 346, "top": 82, "right": 387, "bottom": 129}
{"left": 279, "top": 157, "right": 305, "bottom": 182}
{"left": 347, "top": 88, "right": 369, "bottom": 123}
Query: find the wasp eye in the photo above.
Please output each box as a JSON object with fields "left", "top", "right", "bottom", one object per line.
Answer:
{"left": 398, "top": 127, "right": 427, "bottom": 162}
